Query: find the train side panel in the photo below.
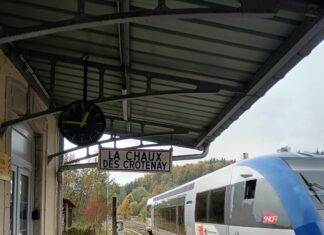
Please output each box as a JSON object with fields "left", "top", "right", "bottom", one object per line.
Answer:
{"left": 184, "top": 188, "right": 195, "bottom": 235}
{"left": 192, "top": 165, "right": 233, "bottom": 235}
{"left": 146, "top": 198, "right": 154, "bottom": 234}
{"left": 148, "top": 155, "right": 324, "bottom": 235}
{"left": 241, "top": 156, "right": 324, "bottom": 235}
{"left": 228, "top": 165, "right": 294, "bottom": 234}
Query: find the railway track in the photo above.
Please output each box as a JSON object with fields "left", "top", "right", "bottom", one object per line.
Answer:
{"left": 124, "top": 220, "right": 147, "bottom": 235}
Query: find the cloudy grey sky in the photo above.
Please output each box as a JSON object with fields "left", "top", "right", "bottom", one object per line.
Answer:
{"left": 209, "top": 40, "right": 324, "bottom": 159}
{"left": 66, "top": 41, "right": 324, "bottom": 185}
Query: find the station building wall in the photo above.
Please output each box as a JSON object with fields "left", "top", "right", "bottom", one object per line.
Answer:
{"left": 0, "top": 50, "right": 60, "bottom": 235}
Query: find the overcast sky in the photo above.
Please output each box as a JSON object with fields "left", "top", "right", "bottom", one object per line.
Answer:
{"left": 66, "top": 41, "right": 324, "bottom": 185}
{"left": 209, "top": 40, "right": 324, "bottom": 159}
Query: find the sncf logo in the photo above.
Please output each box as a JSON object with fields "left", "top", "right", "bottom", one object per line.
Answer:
{"left": 262, "top": 211, "right": 279, "bottom": 225}
{"left": 198, "top": 225, "right": 208, "bottom": 235}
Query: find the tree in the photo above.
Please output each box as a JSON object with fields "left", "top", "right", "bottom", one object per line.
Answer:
{"left": 138, "top": 196, "right": 148, "bottom": 210}
{"left": 126, "top": 193, "right": 134, "bottom": 203}
{"left": 129, "top": 201, "right": 139, "bottom": 216}
{"left": 131, "top": 187, "right": 148, "bottom": 203}
{"left": 122, "top": 157, "right": 236, "bottom": 199}
{"left": 84, "top": 195, "right": 108, "bottom": 234}
{"left": 63, "top": 156, "right": 117, "bottom": 224}
{"left": 139, "top": 206, "right": 147, "bottom": 221}
{"left": 151, "top": 183, "right": 167, "bottom": 196}
{"left": 117, "top": 197, "right": 132, "bottom": 219}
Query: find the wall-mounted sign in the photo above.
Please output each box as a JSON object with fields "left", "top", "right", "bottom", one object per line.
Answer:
{"left": 98, "top": 148, "right": 172, "bottom": 172}
{"left": 0, "top": 153, "right": 10, "bottom": 181}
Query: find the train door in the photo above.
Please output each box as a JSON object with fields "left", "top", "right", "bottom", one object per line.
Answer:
{"left": 228, "top": 166, "right": 293, "bottom": 235}
{"left": 194, "top": 188, "right": 228, "bottom": 235}
{"left": 10, "top": 125, "right": 34, "bottom": 235}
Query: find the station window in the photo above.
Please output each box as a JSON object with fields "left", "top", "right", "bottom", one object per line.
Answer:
{"left": 209, "top": 188, "right": 225, "bottom": 224}
{"left": 244, "top": 180, "right": 256, "bottom": 199}
{"left": 195, "top": 191, "right": 208, "bottom": 222}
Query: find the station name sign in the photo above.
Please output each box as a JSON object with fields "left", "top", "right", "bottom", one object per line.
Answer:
{"left": 98, "top": 148, "right": 172, "bottom": 172}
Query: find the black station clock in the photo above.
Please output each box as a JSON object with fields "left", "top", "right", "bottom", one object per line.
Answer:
{"left": 59, "top": 101, "right": 106, "bottom": 146}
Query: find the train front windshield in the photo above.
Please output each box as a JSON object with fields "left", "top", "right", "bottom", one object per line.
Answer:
{"left": 284, "top": 157, "right": 324, "bottom": 213}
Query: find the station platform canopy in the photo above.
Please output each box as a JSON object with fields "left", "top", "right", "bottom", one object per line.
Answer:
{"left": 1, "top": 0, "right": 324, "bottom": 161}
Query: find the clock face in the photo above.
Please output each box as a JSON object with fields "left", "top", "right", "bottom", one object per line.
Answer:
{"left": 59, "top": 101, "right": 106, "bottom": 146}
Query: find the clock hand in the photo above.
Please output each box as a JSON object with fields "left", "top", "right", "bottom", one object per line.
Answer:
{"left": 80, "top": 112, "right": 90, "bottom": 128}
{"left": 63, "top": 121, "right": 85, "bottom": 125}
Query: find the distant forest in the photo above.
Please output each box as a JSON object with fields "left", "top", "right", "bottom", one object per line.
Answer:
{"left": 124, "top": 157, "right": 236, "bottom": 196}
{"left": 63, "top": 157, "right": 235, "bottom": 229}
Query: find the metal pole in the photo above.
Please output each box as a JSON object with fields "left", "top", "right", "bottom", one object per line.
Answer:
{"left": 106, "top": 172, "right": 109, "bottom": 235}
{"left": 112, "top": 197, "right": 117, "bottom": 235}
{"left": 57, "top": 135, "right": 64, "bottom": 235}
{"left": 83, "top": 58, "right": 88, "bottom": 101}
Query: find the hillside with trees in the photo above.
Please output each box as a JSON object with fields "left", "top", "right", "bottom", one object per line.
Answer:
{"left": 63, "top": 157, "right": 235, "bottom": 232}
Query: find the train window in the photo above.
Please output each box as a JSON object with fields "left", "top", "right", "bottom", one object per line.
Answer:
{"left": 178, "top": 205, "right": 186, "bottom": 235}
{"left": 244, "top": 180, "right": 256, "bottom": 199}
{"left": 153, "top": 197, "right": 185, "bottom": 234}
{"left": 195, "top": 191, "right": 208, "bottom": 222}
{"left": 155, "top": 206, "right": 177, "bottom": 233}
{"left": 297, "top": 171, "right": 324, "bottom": 210}
{"left": 209, "top": 188, "right": 225, "bottom": 224}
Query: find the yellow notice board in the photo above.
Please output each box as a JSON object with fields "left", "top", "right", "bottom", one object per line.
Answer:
{"left": 0, "top": 153, "right": 10, "bottom": 181}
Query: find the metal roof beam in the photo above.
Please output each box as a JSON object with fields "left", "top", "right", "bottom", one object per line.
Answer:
{"left": 65, "top": 153, "right": 97, "bottom": 165}
{"left": 177, "top": 0, "right": 323, "bottom": 10}
{"left": 195, "top": 12, "right": 324, "bottom": 148}
{"left": 61, "top": 163, "right": 98, "bottom": 171}
{"left": 63, "top": 143, "right": 163, "bottom": 165}
{"left": 93, "top": 87, "right": 226, "bottom": 103}
{"left": 111, "top": 131, "right": 198, "bottom": 150}
{"left": 48, "top": 130, "right": 188, "bottom": 162}
{"left": 49, "top": 61, "right": 57, "bottom": 108}
{"left": 61, "top": 146, "right": 209, "bottom": 170}
{"left": 0, "top": 84, "right": 224, "bottom": 135}
{"left": 18, "top": 49, "right": 244, "bottom": 92}
{"left": 0, "top": 5, "right": 277, "bottom": 45}
{"left": 106, "top": 115, "right": 204, "bottom": 133}
{"left": 0, "top": 107, "right": 62, "bottom": 136}
{"left": 0, "top": 44, "right": 50, "bottom": 106}
{"left": 118, "top": 0, "right": 130, "bottom": 124}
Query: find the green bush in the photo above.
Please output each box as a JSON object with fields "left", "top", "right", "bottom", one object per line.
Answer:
{"left": 63, "top": 226, "right": 95, "bottom": 235}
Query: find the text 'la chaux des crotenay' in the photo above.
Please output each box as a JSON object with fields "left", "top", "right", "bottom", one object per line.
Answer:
{"left": 98, "top": 149, "right": 172, "bottom": 172}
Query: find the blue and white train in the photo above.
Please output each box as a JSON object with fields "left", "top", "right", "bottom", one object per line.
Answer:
{"left": 146, "top": 153, "right": 324, "bottom": 235}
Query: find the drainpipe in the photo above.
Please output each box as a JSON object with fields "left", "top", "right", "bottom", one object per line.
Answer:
{"left": 57, "top": 135, "right": 64, "bottom": 235}
{"left": 172, "top": 146, "right": 209, "bottom": 161}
